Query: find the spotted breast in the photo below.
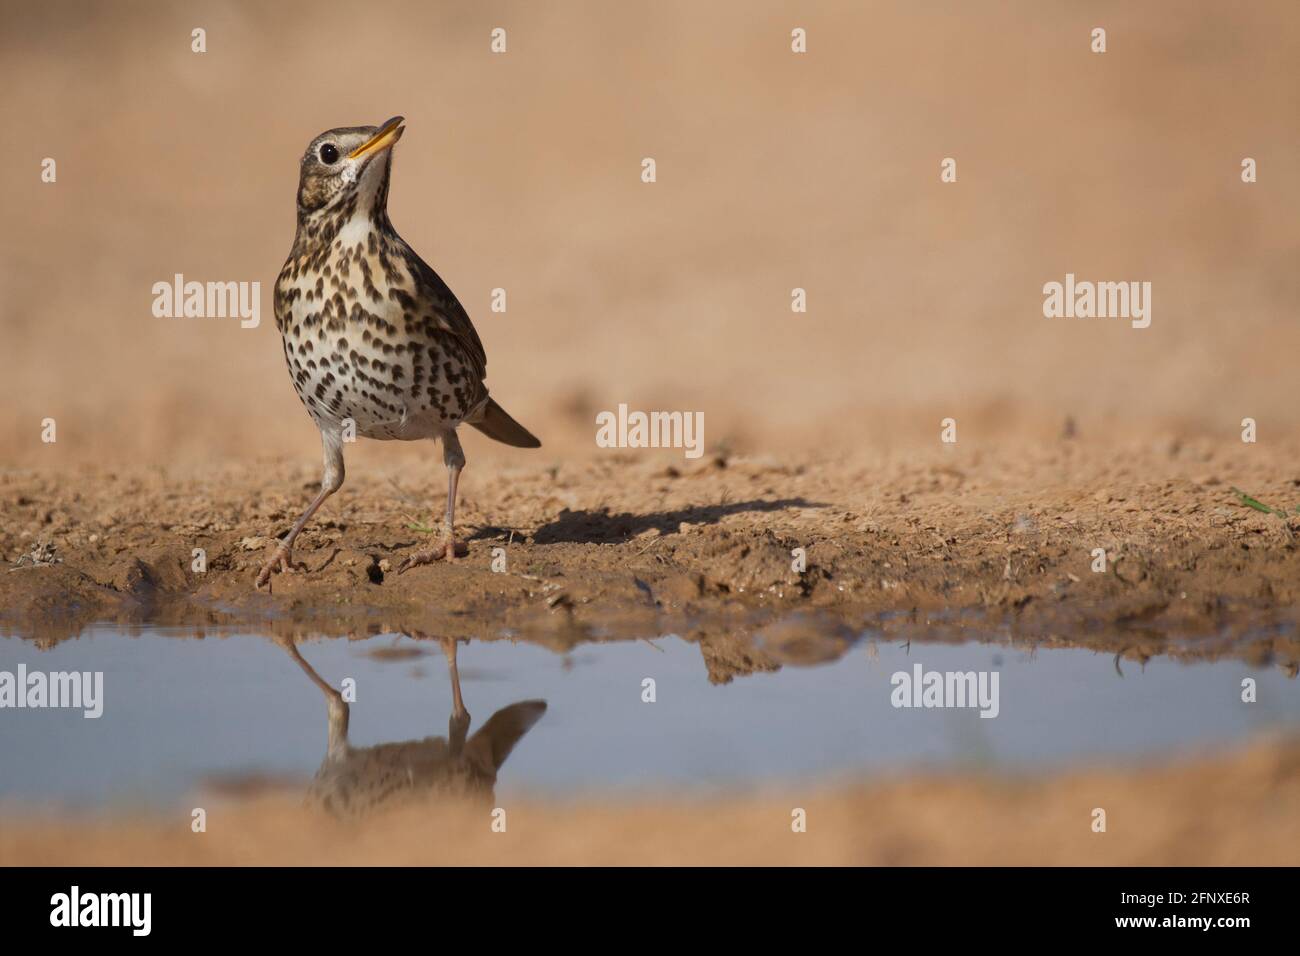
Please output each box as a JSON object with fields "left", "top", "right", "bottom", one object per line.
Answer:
{"left": 273, "top": 206, "right": 488, "bottom": 442}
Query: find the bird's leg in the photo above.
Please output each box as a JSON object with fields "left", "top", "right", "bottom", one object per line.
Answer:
{"left": 256, "top": 431, "right": 345, "bottom": 588}
{"left": 442, "top": 453, "right": 467, "bottom": 561}
{"left": 442, "top": 637, "right": 470, "bottom": 757}
{"left": 397, "top": 432, "right": 469, "bottom": 573}
{"left": 281, "top": 638, "right": 350, "bottom": 760}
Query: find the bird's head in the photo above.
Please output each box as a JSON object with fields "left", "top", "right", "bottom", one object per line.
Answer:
{"left": 294, "top": 116, "right": 404, "bottom": 222}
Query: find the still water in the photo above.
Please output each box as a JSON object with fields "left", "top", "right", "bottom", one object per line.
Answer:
{"left": 0, "top": 626, "right": 1294, "bottom": 810}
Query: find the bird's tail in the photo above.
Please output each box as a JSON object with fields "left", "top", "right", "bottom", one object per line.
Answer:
{"left": 469, "top": 398, "right": 542, "bottom": 448}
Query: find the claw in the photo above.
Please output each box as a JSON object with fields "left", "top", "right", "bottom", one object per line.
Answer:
{"left": 396, "top": 538, "right": 467, "bottom": 574}
{"left": 255, "top": 544, "right": 293, "bottom": 589}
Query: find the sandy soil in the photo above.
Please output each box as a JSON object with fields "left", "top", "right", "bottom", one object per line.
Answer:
{"left": 3, "top": 442, "right": 1300, "bottom": 679}
{"left": 2, "top": 735, "right": 1295, "bottom": 866}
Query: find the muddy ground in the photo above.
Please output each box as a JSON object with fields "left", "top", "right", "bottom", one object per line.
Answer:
{"left": 3, "top": 439, "right": 1299, "bottom": 681}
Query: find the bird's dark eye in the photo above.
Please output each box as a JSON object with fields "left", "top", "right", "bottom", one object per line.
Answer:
{"left": 319, "top": 143, "right": 340, "bottom": 165}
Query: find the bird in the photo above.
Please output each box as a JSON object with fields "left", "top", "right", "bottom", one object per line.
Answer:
{"left": 281, "top": 636, "right": 546, "bottom": 817}
{"left": 257, "top": 116, "right": 540, "bottom": 588}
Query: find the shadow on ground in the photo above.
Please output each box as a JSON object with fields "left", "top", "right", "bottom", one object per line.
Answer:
{"left": 509, "top": 497, "right": 829, "bottom": 544}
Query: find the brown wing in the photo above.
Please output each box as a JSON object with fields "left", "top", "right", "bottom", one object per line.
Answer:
{"left": 398, "top": 243, "right": 488, "bottom": 383}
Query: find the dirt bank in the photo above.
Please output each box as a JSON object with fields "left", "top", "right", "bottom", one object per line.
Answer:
{"left": 3, "top": 440, "right": 1299, "bottom": 677}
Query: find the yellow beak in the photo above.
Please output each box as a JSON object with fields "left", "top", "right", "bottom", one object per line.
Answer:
{"left": 348, "top": 116, "right": 405, "bottom": 160}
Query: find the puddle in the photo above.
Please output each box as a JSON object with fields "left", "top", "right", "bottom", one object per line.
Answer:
{"left": 0, "top": 626, "right": 1296, "bottom": 812}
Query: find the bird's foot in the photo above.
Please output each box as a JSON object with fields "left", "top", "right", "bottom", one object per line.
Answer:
{"left": 396, "top": 538, "right": 467, "bottom": 574}
{"left": 254, "top": 543, "right": 302, "bottom": 589}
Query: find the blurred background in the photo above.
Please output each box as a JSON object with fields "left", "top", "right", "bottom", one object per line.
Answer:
{"left": 1, "top": 0, "right": 1296, "bottom": 468}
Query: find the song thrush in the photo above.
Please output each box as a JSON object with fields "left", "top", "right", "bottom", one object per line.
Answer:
{"left": 256, "top": 117, "right": 540, "bottom": 588}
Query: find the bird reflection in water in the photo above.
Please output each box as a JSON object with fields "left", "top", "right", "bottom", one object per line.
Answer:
{"left": 281, "top": 636, "right": 546, "bottom": 818}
